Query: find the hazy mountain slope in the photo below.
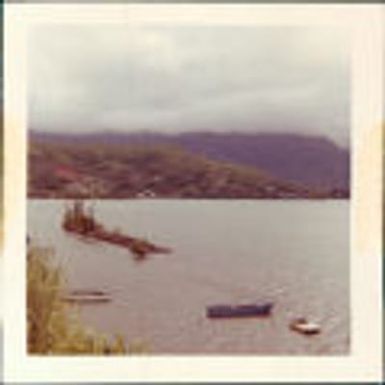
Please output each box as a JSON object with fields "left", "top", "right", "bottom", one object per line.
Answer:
{"left": 28, "top": 138, "right": 325, "bottom": 199}
{"left": 31, "top": 131, "right": 349, "bottom": 191}
{"left": 174, "top": 133, "right": 350, "bottom": 191}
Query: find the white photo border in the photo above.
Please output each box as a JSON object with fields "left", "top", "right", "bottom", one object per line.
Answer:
{"left": 3, "top": 3, "right": 384, "bottom": 383}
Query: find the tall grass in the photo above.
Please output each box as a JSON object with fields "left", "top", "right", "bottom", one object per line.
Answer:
{"left": 27, "top": 245, "right": 138, "bottom": 354}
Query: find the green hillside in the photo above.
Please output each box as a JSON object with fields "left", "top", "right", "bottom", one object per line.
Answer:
{"left": 28, "top": 139, "right": 327, "bottom": 199}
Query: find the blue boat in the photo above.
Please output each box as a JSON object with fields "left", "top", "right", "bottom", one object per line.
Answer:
{"left": 206, "top": 302, "right": 273, "bottom": 319}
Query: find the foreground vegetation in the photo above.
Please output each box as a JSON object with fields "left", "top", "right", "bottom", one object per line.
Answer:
{"left": 27, "top": 245, "right": 137, "bottom": 354}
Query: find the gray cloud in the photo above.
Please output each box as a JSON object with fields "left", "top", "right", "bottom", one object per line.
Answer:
{"left": 29, "top": 25, "right": 350, "bottom": 146}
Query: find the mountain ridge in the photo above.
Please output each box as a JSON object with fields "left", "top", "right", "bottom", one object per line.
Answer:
{"left": 30, "top": 130, "right": 350, "bottom": 192}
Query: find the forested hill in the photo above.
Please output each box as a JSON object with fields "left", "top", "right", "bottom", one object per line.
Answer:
{"left": 31, "top": 131, "right": 349, "bottom": 191}
{"left": 29, "top": 131, "right": 349, "bottom": 199}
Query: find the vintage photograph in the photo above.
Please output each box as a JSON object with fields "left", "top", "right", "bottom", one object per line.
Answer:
{"left": 3, "top": 1, "right": 384, "bottom": 382}
{"left": 26, "top": 24, "right": 351, "bottom": 355}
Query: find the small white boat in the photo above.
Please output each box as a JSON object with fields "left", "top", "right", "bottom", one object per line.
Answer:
{"left": 290, "top": 317, "right": 321, "bottom": 335}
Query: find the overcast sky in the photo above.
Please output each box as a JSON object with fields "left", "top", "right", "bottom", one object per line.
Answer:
{"left": 29, "top": 25, "right": 350, "bottom": 146}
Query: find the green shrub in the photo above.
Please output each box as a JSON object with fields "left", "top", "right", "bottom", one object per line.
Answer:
{"left": 27, "top": 245, "right": 131, "bottom": 354}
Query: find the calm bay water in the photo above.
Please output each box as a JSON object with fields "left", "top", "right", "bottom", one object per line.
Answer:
{"left": 28, "top": 199, "right": 349, "bottom": 354}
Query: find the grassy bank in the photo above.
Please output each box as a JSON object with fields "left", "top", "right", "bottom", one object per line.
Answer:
{"left": 27, "top": 245, "right": 137, "bottom": 354}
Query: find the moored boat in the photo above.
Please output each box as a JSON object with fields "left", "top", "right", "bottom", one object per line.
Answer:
{"left": 61, "top": 289, "right": 111, "bottom": 304}
{"left": 206, "top": 302, "right": 273, "bottom": 318}
{"left": 289, "top": 317, "right": 321, "bottom": 335}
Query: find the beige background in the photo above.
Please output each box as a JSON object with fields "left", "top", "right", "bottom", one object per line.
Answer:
{"left": 3, "top": 3, "right": 384, "bottom": 382}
